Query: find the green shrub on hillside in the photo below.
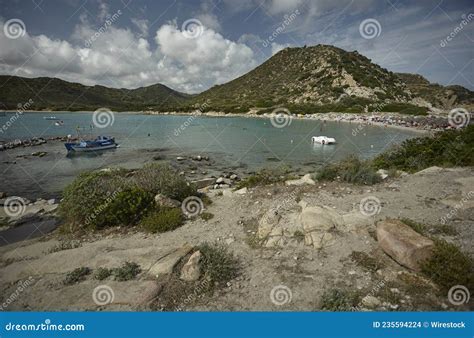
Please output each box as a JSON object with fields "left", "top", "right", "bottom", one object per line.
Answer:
{"left": 140, "top": 208, "right": 184, "bottom": 233}
{"left": 60, "top": 165, "right": 196, "bottom": 231}
{"left": 59, "top": 170, "right": 132, "bottom": 230}
{"left": 235, "top": 167, "right": 290, "bottom": 189}
{"left": 372, "top": 125, "right": 474, "bottom": 172}
{"left": 316, "top": 156, "right": 381, "bottom": 185}
{"left": 133, "top": 164, "right": 196, "bottom": 201}
{"left": 421, "top": 239, "right": 474, "bottom": 293}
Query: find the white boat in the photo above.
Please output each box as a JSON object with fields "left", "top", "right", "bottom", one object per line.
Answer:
{"left": 311, "top": 136, "right": 336, "bottom": 145}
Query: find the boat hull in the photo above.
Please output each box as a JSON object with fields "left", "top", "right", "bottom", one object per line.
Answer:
{"left": 66, "top": 143, "right": 118, "bottom": 152}
{"left": 312, "top": 136, "right": 336, "bottom": 145}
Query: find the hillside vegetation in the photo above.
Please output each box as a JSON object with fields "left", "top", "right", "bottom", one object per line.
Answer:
{"left": 0, "top": 76, "right": 189, "bottom": 111}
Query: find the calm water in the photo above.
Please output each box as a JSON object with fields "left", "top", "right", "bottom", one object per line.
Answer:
{"left": 0, "top": 112, "right": 419, "bottom": 198}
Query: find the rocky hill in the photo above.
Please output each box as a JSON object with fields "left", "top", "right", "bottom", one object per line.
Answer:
{"left": 0, "top": 76, "right": 189, "bottom": 111}
{"left": 189, "top": 45, "right": 472, "bottom": 115}
{"left": 396, "top": 73, "right": 474, "bottom": 110}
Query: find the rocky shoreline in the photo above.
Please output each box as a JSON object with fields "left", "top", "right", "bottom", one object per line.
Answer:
{"left": 144, "top": 110, "right": 455, "bottom": 133}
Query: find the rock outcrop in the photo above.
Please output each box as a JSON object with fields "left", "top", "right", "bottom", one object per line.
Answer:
{"left": 376, "top": 219, "right": 434, "bottom": 271}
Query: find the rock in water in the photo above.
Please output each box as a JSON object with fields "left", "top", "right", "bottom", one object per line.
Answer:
{"left": 180, "top": 251, "right": 202, "bottom": 281}
{"left": 376, "top": 219, "right": 434, "bottom": 271}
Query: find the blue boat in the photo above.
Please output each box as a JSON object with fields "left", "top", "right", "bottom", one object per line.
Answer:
{"left": 64, "top": 135, "right": 118, "bottom": 153}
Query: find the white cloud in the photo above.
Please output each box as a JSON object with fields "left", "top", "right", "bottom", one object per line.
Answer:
{"left": 0, "top": 19, "right": 257, "bottom": 93}
{"left": 131, "top": 18, "right": 149, "bottom": 37}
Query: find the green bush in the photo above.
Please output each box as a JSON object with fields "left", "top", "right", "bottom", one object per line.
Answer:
{"left": 133, "top": 164, "right": 196, "bottom": 201}
{"left": 140, "top": 208, "right": 184, "bottom": 233}
{"left": 59, "top": 170, "right": 131, "bottom": 230}
{"left": 63, "top": 267, "right": 91, "bottom": 285}
{"left": 421, "top": 239, "right": 474, "bottom": 293}
{"left": 199, "top": 243, "right": 239, "bottom": 285}
{"left": 113, "top": 262, "right": 141, "bottom": 281}
{"left": 373, "top": 125, "right": 474, "bottom": 172}
{"left": 320, "top": 289, "right": 360, "bottom": 311}
{"left": 98, "top": 188, "right": 154, "bottom": 228}
{"left": 236, "top": 167, "right": 290, "bottom": 189}
{"left": 59, "top": 165, "right": 196, "bottom": 231}
{"left": 316, "top": 156, "right": 382, "bottom": 185}
{"left": 94, "top": 267, "right": 112, "bottom": 280}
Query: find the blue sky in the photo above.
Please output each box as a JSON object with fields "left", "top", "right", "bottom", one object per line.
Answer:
{"left": 0, "top": 0, "right": 472, "bottom": 93}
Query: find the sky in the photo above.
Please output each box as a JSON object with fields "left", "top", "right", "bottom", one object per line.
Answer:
{"left": 0, "top": 0, "right": 472, "bottom": 93}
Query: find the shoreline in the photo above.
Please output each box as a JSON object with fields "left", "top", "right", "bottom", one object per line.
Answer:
{"left": 5, "top": 109, "right": 443, "bottom": 134}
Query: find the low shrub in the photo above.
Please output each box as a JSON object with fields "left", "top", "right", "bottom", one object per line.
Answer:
{"left": 98, "top": 188, "right": 154, "bottom": 229}
{"left": 200, "top": 212, "right": 214, "bottom": 221}
{"left": 140, "top": 208, "right": 184, "bottom": 233}
{"left": 198, "top": 243, "right": 240, "bottom": 285}
{"left": 316, "top": 156, "right": 381, "bottom": 185}
{"left": 113, "top": 262, "right": 141, "bottom": 281}
{"left": 320, "top": 289, "right": 360, "bottom": 311}
{"left": 421, "top": 239, "right": 474, "bottom": 293}
{"left": 94, "top": 267, "right": 112, "bottom": 280}
{"left": 63, "top": 267, "right": 91, "bottom": 285}
{"left": 59, "top": 170, "right": 131, "bottom": 230}
{"left": 133, "top": 164, "right": 197, "bottom": 201}
{"left": 236, "top": 167, "right": 290, "bottom": 189}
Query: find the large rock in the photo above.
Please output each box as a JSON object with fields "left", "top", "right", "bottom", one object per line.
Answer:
{"left": 148, "top": 244, "right": 193, "bottom": 277}
{"left": 376, "top": 219, "right": 434, "bottom": 271}
{"left": 193, "top": 178, "right": 215, "bottom": 189}
{"left": 257, "top": 209, "right": 281, "bottom": 239}
{"left": 299, "top": 202, "right": 344, "bottom": 249}
{"left": 285, "top": 174, "right": 315, "bottom": 186}
{"left": 180, "top": 251, "right": 202, "bottom": 281}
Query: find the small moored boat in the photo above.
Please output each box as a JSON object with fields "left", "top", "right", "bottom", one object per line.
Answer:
{"left": 312, "top": 136, "right": 336, "bottom": 145}
{"left": 43, "top": 116, "right": 59, "bottom": 120}
{"left": 65, "top": 135, "right": 118, "bottom": 153}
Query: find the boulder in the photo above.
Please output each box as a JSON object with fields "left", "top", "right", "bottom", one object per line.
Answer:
{"left": 362, "top": 295, "right": 381, "bottom": 308}
{"left": 192, "top": 178, "right": 215, "bottom": 189}
{"left": 154, "top": 194, "right": 181, "bottom": 208}
{"left": 285, "top": 174, "right": 315, "bottom": 186}
{"left": 234, "top": 187, "right": 248, "bottom": 195}
{"left": 216, "top": 177, "right": 232, "bottom": 185}
{"left": 376, "top": 169, "right": 388, "bottom": 180}
{"left": 257, "top": 209, "right": 281, "bottom": 239}
{"left": 180, "top": 251, "right": 202, "bottom": 281}
{"left": 148, "top": 244, "right": 193, "bottom": 277}
{"left": 299, "top": 202, "right": 344, "bottom": 249}
{"left": 376, "top": 219, "right": 434, "bottom": 271}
